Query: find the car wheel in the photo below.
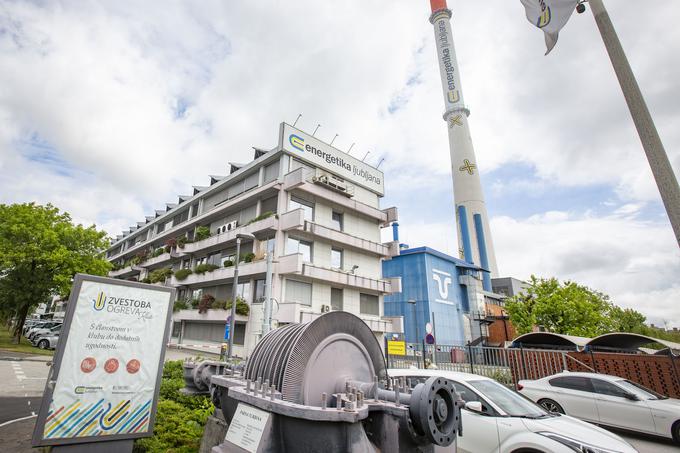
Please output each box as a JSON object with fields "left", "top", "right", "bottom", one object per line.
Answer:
{"left": 538, "top": 398, "right": 564, "bottom": 414}
{"left": 672, "top": 420, "right": 680, "bottom": 444}
{"left": 38, "top": 340, "right": 49, "bottom": 350}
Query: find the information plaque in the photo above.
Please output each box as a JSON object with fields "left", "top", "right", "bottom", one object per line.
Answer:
{"left": 32, "top": 274, "right": 175, "bottom": 447}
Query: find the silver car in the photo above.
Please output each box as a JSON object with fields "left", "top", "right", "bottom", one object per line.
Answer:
{"left": 34, "top": 333, "right": 59, "bottom": 350}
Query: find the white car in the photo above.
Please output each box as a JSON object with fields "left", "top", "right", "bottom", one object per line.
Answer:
{"left": 389, "top": 369, "right": 636, "bottom": 453}
{"left": 519, "top": 371, "right": 680, "bottom": 443}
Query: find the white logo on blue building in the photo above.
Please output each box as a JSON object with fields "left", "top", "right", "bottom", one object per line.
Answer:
{"left": 432, "top": 269, "right": 454, "bottom": 305}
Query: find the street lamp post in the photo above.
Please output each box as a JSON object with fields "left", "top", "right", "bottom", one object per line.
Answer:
{"left": 228, "top": 232, "right": 255, "bottom": 359}
{"left": 408, "top": 299, "right": 421, "bottom": 368}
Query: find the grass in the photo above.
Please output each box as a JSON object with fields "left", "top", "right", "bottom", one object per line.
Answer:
{"left": 0, "top": 327, "right": 54, "bottom": 356}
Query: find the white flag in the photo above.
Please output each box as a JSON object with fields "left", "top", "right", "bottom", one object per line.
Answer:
{"left": 521, "top": 0, "right": 579, "bottom": 54}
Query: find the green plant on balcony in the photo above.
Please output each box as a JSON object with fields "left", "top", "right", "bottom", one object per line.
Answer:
{"left": 172, "top": 299, "right": 189, "bottom": 312}
{"left": 193, "top": 263, "right": 220, "bottom": 274}
{"left": 149, "top": 267, "right": 173, "bottom": 283}
{"left": 177, "top": 236, "right": 188, "bottom": 248}
{"left": 210, "top": 299, "right": 227, "bottom": 310}
{"left": 223, "top": 260, "right": 234, "bottom": 268}
{"left": 240, "top": 252, "right": 256, "bottom": 263}
{"left": 174, "top": 268, "right": 193, "bottom": 281}
{"left": 194, "top": 226, "right": 211, "bottom": 241}
{"left": 152, "top": 248, "right": 165, "bottom": 258}
{"left": 245, "top": 211, "right": 275, "bottom": 226}
{"left": 190, "top": 298, "right": 200, "bottom": 309}
{"left": 130, "top": 255, "right": 141, "bottom": 266}
{"left": 123, "top": 259, "right": 133, "bottom": 268}
{"left": 112, "top": 262, "right": 123, "bottom": 271}
{"left": 141, "top": 277, "right": 151, "bottom": 284}
{"left": 225, "top": 297, "right": 250, "bottom": 316}
{"left": 198, "top": 294, "right": 215, "bottom": 314}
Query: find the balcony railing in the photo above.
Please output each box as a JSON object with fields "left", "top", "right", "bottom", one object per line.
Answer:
{"left": 109, "top": 265, "right": 142, "bottom": 278}
{"left": 180, "top": 214, "right": 278, "bottom": 255}
{"left": 285, "top": 263, "right": 397, "bottom": 293}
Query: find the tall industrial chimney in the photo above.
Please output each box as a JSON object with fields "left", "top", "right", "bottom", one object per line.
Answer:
{"left": 428, "top": 0, "right": 498, "bottom": 290}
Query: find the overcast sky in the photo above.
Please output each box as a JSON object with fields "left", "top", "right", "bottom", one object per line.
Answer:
{"left": 1, "top": 1, "right": 678, "bottom": 326}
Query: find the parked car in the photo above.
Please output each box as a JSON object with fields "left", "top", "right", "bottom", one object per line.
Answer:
{"left": 30, "top": 325, "right": 61, "bottom": 345}
{"left": 389, "top": 368, "right": 636, "bottom": 453}
{"left": 23, "top": 319, "right": 49, "bottom": 335}
{"left": 26, "top": 322, "right": 61, "bottom": 341}
{"left": 519, "top": 371, "right": 680, "bottom": 443}
{"left": 34, "top": 332, "right": 59, "bottom": 350}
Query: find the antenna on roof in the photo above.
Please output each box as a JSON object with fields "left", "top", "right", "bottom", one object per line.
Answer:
{"left": 347, "top": 143, "right": 355, "bottom": 155}
{"left": 376, "top": 157, "right": 385, "bottom": 169}
{"left": 330, "top": 134, "right": 339, "bottom": 146}
{"left": 361, "top": 151, "right": 371, "bottom": 162}
{"left": 293, "top": 113, "right": 302, "bottom": 127}
{"left": 312, "top": 124, "right": 321, "bottom": 136}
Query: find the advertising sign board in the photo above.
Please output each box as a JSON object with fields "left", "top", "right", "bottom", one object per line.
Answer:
{"left": 32, "top": 274, "right": 175, "bottom": 447}
{"left": 279, "top": 122, "right": 385, "bottom": 196}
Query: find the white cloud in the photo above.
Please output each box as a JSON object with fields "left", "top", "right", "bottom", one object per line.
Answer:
{"left": 1, "top": 1, "right": 679, "bottom": 323}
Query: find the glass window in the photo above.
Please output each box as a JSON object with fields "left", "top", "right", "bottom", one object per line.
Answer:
{"left": 591, "top": 379, "right": 630, "bottom": 398}
{"left": 235, "top": 282, "right": 251, "bottom": 302}
{"left": 286, "top": 237, "right": 312, "bottom": 262}
{"left": 244, "top": 172, "right": 259, "bottom": 191}
{"left": 264, "top": 161, "right": 280, "bottom": 183}
{"left": 254, "top": 280, "right": 265, "bottom": 303}
{"left": 233, "top": 322, "right": 246, "bottom": 345}
{"left": 285, "top": 280, "right": 312, "bottom": 306}
{"left": 468, "top": 380, "right": 546, "bottom": 418}
{"left": 290, "top": 196, "right": 314, "bottom": 221}
{"left": 331, "top": 248, "right": 343, "bottom": 269}
{"left": 616, "top": 380, "right": 666, "bottom": 400}
{"left": 549, "top": 376, "right": 593, "bottom": 393}
{"left": 331, "top": 211, "right": 343, "bottom": 231}
{"left": 190, "top": 203, "right": 199, "bottom": 218}
{"left": 360, "top": 293, "right": 379, "bottom": 316}
{"left": 331, "top": 288, "right": 343, "bottom": 311}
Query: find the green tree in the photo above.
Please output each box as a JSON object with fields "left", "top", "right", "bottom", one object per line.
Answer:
{"left": 0, "top": 203, "right": 111, "bottom": 343}
{"left": 506, "top": 275, "right": 646, "bottom": 337}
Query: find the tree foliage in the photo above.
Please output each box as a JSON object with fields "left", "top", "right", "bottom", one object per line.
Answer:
{"left": 0, "top": 203, "right": 111, "bottom": 342}
{"left": 506, "top": 275, "right": 647, "bottom": 337}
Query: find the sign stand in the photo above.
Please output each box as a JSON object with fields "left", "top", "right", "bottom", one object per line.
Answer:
{"left": 32, "top": 274, "right": 175, "bottom": 451}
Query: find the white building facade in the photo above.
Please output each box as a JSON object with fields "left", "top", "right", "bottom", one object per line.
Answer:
{"left": 105, "top": 123, "right": 401, "bottom": 357}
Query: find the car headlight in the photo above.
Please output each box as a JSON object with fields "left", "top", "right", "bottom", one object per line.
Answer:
{"left": 537, "top": 432, "right": 626, "bottom": 453}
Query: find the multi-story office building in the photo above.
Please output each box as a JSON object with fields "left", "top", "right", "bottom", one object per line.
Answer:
{"left": 105, "top": 123, "right": 402, "bottom": 357}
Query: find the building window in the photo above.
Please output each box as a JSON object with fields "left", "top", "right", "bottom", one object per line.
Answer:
{"left": 233, "top": 322, "right": 246, "bottom": 345}
{"left": 286, "top": 237, "right": 312, "bottom": 262}
{"left": 254, "top": 279, "right": 265, "bottom": 303}
{"left": 285, "top": 279, "right": 312, "bottom": 306}
{"left": 190, "top": 203, "right": 199, "bottom": 218}
{"left": 331, "top": 288, "right": 343, "bottom": 311}
{"left": 331, "top": 248, "right": 343, "bottom": 269}
{"left": 360, "top": 293, "right": 379, "bottom": 316}
{"left": 235, "top": 282, "right": 251, "bottom": 302}
{"left": 290, "top": 196, "right": 314, "bottom": 221}
{"left": 331, "top": 211, "right": 343, "bottom": 231}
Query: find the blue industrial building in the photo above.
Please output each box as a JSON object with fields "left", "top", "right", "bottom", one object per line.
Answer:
{"left": 382, "top": 246, "right": 482, "bottom": 346}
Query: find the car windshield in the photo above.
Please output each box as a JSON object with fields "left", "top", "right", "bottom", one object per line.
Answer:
{"left": 467, "top": 380, "right": 548, "bottom": 418}
{"left": 616, "top": 379, "right": 667, "bottom": 400}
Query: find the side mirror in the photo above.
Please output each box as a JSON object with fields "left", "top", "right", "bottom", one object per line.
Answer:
{"left": 624, "top": 392, "right": 640, "bottom": 401}
{"left": 465, "top": 401, "right": 483, "bottom": 413}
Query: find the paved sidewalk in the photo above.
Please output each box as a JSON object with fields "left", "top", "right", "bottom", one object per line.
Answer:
{"left": 0, "top": 350, "right": 52, "bottom": 363}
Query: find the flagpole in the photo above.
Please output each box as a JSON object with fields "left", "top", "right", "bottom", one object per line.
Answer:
{"left": 588, "top": 0, "right": 680, "bottom": 248}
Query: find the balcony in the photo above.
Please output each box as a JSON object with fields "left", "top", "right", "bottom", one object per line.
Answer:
{"left": 139, "top": 251, "right": 181, "bottom": 269}
{"left": 109, "top": 265, "right": 142, "bottom": 279}
{"left": 170, "top": 253, "right": 302, "bottom": 288}
{"left": 299, "top": 311, "right": 402, "bottom": 333}
{"left": 282, "top": 263, "right": 399, "bottom": 294}
{"left": 180, "top": 214, "right": 278, "bottom": 255}
{"left": 279, "top": 209, "right": 399, "bottom": 258}
{"left": 283, "top": 168, "right": 387, "bottom": 222}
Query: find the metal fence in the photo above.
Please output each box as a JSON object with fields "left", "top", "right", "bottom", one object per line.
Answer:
{"left": 386, "top": 343, "right": 581, "bottom": 387}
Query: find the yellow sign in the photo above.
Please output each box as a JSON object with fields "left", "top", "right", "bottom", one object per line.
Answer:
{"left": 387, "top": 340, "right": 406, "bottom": 356}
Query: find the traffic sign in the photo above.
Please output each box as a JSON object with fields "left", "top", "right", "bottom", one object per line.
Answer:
{"left": 425, "top": 322, "right": 433, "bottom": 334}
{"left": 425, "top": 333, "right": 435, "bottom": 345}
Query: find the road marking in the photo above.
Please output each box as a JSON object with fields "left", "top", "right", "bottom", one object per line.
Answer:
{"left": 0, "top": 414, "right": 37, "bottom": 428}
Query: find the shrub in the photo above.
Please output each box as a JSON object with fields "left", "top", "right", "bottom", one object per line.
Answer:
{"left": 152, "top": 248, "right": 165, "bottom": 258}
{"left": 190, "top": 298, "right": 200, "bottom": 309}
{"left": 165, "top": 237, "right": 177, "bottom": 249}
{"left": 177, "top": 236, "right": 187, "bottom": 248}
{"left": 134, "top": 361, "right": 213, "bottom": 453}
{"left": 225, "top": 297, "right": 250, "bottom": 316}
{"left": 223, "top": 260, "right": 234, "bottom": 267}
{"left": 193, "top": 263, "right": 219, "bottom": 274}
{"left": 174, "top": 268, "right": 193, "bottom": 281}
{"left": 194, "top": 226, "right": 211, "bottom": 241}
{"left": 149, "top": 268, "right": 173, "bottom": 283}
{"left": 173, "top": 299, "right": 189, "bottom": 312}
{"left": 210, "top": 299, "right": 227, "bottom": 310}
{"left": 141, "top": 277, "right": 151, "bottom": 284}
{"left": 198, "top": 294, "right": 215, "bottom": 314}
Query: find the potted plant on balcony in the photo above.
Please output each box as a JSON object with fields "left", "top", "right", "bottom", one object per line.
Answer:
{"left": 149, "top": 267, "right": 173, "bottom": 283}
{"left": 152, "top": 247, "right": 165, "bottom": 258}
{"left": 164, "top": 237, "right": 177, "bottom": 253}
{"left": 194, "top": 226, "right": 211, "bottom": 241}
{"left": 174, "top": 268, "right": 193, "bottom": 281}
{"left": 223, "top": 259, "right": 234, "bottom": 267}
{"left": 225, "top": 297, "right": 250, "bottom": 316}
{"left": 193, "top": 263, "right": 220, "bottom": 274}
